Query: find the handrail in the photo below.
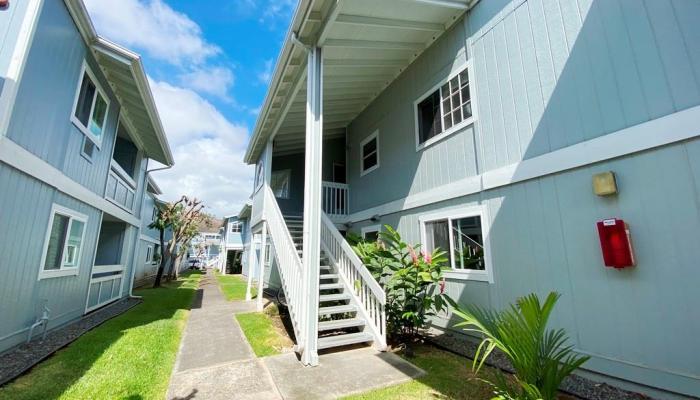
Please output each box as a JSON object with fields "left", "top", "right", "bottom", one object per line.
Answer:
{"left": 320, "top": 213, "right": 387, "bottom": 350}
{"left": 262, "top": 185, "right": 305, "bottom": 347}
{"left": 321, "top": 181, "right": 349, "bottom": 217}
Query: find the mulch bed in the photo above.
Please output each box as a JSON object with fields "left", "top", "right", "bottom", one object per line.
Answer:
{"left": 0, "top": 298, "right": 141, "bottom": 387}
{"left": 424, "top": 327, "right": 654, "bottom": 400}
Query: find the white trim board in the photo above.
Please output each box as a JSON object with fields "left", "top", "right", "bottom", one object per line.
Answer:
{"left": 139, "top": 235, "right": 160, "bottom": 244}
{"left": 347, "top": 105, "right": 700, "bottom": 223}
{"left": 0, "top": 136, "right": 140, "bottom": 226}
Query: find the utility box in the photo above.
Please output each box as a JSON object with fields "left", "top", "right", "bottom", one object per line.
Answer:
{"left": 596, "top": 218, "right": 635, "bottom": 268}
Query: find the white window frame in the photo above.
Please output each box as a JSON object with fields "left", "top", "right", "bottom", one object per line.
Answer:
{"left": 254, "top": 159, "right": 264, "bottom": 192}
{"left": 414, "top": 59, "right": 476, "bottom": 151}
{"left": 145, "top": 245, "right": 154, "bottom": 264}
{"left": 361, "top": 224, "right": 382, "bottom": 240}
{"left": 230, "top": 221, "right": 241, "bottom": 233}
{"left": 360, "top": 130, "right": 380, "bottom": 176}
{"left": 70, "top": 61, "right": 110, "bottom": 148}
{"left": 38, "top": 204, "right": 88, "bottom": 280}
{"left": 419, "top": 204, "right": 493, "bottom": 283}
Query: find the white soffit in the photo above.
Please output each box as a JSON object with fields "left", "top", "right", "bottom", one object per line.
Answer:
{"left": 245, "top": 0, "right": 474, "bottom": 161}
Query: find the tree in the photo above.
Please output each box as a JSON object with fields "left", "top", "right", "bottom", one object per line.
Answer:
{"left": 149, "top": 196, "right": 211, "bottom": 288}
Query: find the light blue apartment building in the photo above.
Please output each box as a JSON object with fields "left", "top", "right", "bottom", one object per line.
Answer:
{"left": 0, "top": 0, "right": 173, "bottom": 353}
{"left": 239, "top": 0, "right": 700, "bottom": 397}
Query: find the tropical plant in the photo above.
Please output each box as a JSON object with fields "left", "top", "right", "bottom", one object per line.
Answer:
{"left": 449, "top": 292, "right": 589, "bottom": 400}
{"left": 351, "top": 226, "right": 451, "bottom": 343}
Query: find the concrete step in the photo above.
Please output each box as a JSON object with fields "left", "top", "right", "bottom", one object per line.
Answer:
{"left": 318, "top": 304, "right": 356, "bottom": 316}
{"left": 317, "top": 318, "right": 365, "bottom": 331}
{"left": 319, "top": 274, "right": 339, "bottom": 280}
{"left": 319, "top": 282, "right": 343, "bottom": 290}
{"left": 319, "top": 293, "right": 351, "bottom": 302}
{"left": 318, "top": 332, "right": 373, "bottom": 350}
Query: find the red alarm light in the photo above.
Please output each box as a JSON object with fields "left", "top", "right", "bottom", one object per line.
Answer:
{"left": 596, "top": 218, "right": 635, "bottom": 268}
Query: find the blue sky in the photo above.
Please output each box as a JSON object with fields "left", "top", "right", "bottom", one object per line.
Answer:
{"left": 83, "top": 0, "right": 296, "bottom": 217}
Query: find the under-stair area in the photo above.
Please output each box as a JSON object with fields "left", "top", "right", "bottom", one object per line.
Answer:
{"left": 283, "top": 215, "right": 375, "bottom": 351}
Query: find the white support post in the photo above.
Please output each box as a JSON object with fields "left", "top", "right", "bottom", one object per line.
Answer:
{"left": 245, "top": 234, "right": 258, "bottom": 301}
{"left": 257, "top": 223, "right": 268, "bottom": 311}
{"left": 300, "top": 46, "right": 323, "bottom": 367}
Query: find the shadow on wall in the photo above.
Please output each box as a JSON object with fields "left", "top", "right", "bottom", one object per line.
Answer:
{"left": 443, "top": 0, "right": 700, "bottom": 395}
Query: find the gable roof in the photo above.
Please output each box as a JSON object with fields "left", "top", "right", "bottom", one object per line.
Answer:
{"left": 64, "top": 0, "right": 174, "bottom": 166}
{"left": 244, "top": 0, "right": 478, "bottom": 163}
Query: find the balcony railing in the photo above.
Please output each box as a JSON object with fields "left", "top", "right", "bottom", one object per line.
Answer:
{"left": 105, "top": 160, "right": 136, "bottom": 213}
{"left": 322, "top": 181, "right": 349, "bottom": 218}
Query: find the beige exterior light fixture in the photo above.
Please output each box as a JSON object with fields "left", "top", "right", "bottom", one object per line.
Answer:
{"left": 593, "top": 171, "right": 618, "bottom": 196}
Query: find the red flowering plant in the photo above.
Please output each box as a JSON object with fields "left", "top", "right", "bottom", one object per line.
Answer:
{"left": 350, "top": 226, "right": 451, "bottom": 347}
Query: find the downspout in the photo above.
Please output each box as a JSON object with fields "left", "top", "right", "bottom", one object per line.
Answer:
{"left": 127, "top": 162, "right": 173, "bottom": 298}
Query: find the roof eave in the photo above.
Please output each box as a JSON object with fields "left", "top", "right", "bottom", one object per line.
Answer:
{"left": 243, "top": 0, "right": 314, "bottom": 164}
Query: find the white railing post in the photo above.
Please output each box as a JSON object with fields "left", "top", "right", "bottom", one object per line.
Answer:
{"left": 257, "top": 222, "right": 268, "bottom": 311}
{"left": 300, "top": 45, "right": 323, "bottom": 367}
{"left": 245, "top": 233, "right": 258, "bottom": 301}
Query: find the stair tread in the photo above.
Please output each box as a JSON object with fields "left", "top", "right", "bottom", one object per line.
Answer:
{"left": 319, "top": 282, "right": 343, "bottom": 290}
{"left": 319, "top": 274, "right": 339, "bottom": 280}
{"left": 318, "top": 304, "right": 356, "bottom": 314}
{"left": 318, "top": 332, "right": 373, "bottom": 350}
{"left": 318, "top": 318, "right": 365, "bottom": 331}
{"left": 319, "top": 293, "right": 350, "bottom": 302}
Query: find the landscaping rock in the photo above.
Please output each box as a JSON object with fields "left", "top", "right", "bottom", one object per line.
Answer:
{"left": 0, "top": 298, "right": 141, "bottom": 387}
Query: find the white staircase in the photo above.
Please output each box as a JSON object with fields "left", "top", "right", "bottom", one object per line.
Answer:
{"left": 283, "top": 215, "right": 378, "bottom": 351}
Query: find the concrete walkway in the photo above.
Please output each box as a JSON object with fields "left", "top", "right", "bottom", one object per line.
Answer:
{"left": 166, "top": 270, "right": 423, "bottom": 400}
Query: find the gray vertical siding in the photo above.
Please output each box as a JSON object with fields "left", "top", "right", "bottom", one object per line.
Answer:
{"left": 0, "top": 164, "right": 102, "bottom": 351}
{"left": 7, "top": 0, "right": 120, "bottom": 196}
{"left": 342, "top": 0, "right": 700, "bottom": 396}
{"left": 346, "top": 0, "right": 700, "bottom": 212}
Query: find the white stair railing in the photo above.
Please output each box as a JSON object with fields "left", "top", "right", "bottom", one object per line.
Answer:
{"left": 262, "top": 185, "right": 306, "bottom": 347}
{"left": 321, "top": 181, "right": 349, "bottom": 218}
{"left": 320, "top": 213, "right": 387, "bottom": 350}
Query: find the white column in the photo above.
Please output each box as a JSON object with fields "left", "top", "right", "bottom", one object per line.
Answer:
{"left": 257, "top": 223, "right": 268, "bottom": 311}
{"left": 245, "top": 234, "right": 258, "bottom": 301}
{"left": 300, "top": 46, "right": 323, "bottom": 366}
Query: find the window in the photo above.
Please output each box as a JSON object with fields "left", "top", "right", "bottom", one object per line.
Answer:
{"left": 361, "top": 225, "right": 381, "bottom": 242}
{"left": 71, "top": 63, "right": 109, "bottom": 147}
{"left": 231, "top": 222, "right": 241, "bottom": 233}
{"left": 145, "top": 245, "right": 153, "bottom": 264}
{"left": 415, "top": 62, "right": 473, "bottom": 149}
{"left": 360, "top": 130, "right": 379, "bottom": 176}
{"left": 270, "top": 170, "right": 290, "bottom": 199}
{"left": 254, "top": 159, "right": 264, "bottom": 191}
{"left": 151, "top": 207, "right": 158, "bottom": 223}
{"left": 420, "top": 205, "right": 491, "bottom": 282}
{"left": 81, "top": 136, "right": 95, "bottom": 161}
{"left": 39, "top": 204, "right": 88, "bottom": 279}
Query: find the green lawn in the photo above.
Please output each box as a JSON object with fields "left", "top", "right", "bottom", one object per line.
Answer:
{"left": 215, "top": 272, "right": 256, "bottom": 301}
{"left": 342, "top": 344, "right": 501, "bottom": 400}
{"left": 236, "top": 306, "right": 292, "bottom": 357}
{"left": 0, "top": 271, "right": 203, "bottom": 400}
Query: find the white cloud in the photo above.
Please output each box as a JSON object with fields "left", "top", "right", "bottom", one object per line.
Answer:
{"left": 258, "top": 59, "right": 273, "bottom": 84}
{"left": 84, "top": 0, "right": 220, "bottom": 65}
{"left": 148, "top": 79, "right": 254, "bottom": 217}
{"left": 179, "top": 66, "right": 235, "bottom": 101}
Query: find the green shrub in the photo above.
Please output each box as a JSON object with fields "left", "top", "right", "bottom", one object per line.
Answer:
{"left": 351, "top": 226, "right": 451, "bottom": 342}
{"left": 449, "top": 292, "right": 589, "bottom": 400}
